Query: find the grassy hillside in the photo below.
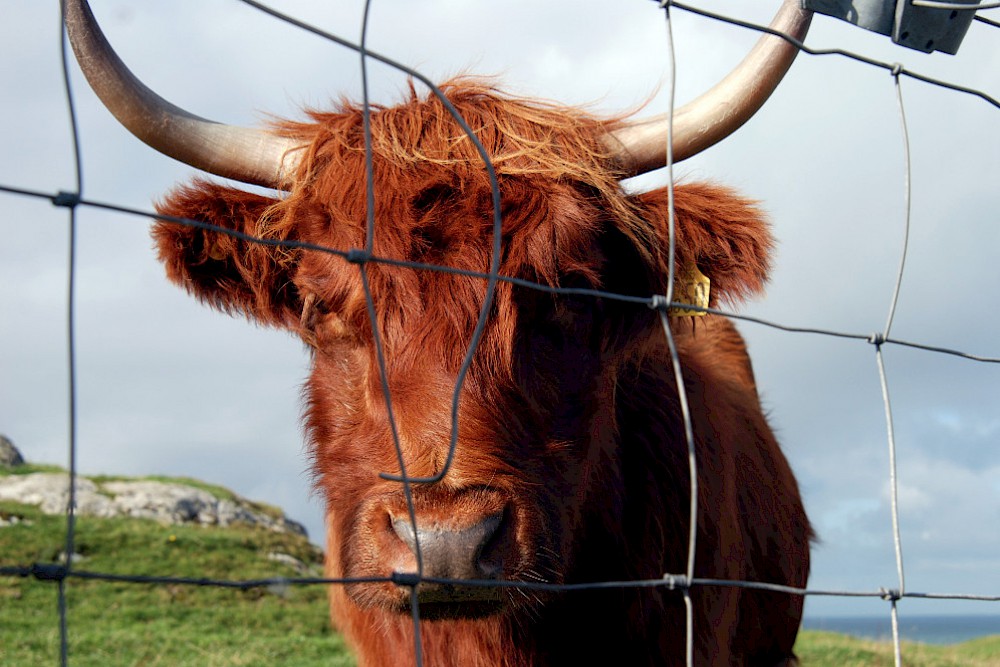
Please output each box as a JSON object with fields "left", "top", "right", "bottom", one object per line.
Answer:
{"left": 0, "top": 471, "right": 352, "bottom": 667}
{"left": 1, "top": 470, "right": 996, "bottom": 666}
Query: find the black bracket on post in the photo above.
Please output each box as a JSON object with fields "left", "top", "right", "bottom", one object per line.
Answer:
{"left": 802, "top": 0, "right": 980, "bottom": 54}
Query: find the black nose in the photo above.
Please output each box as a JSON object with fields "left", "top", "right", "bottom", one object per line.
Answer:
{"left": 391, "top": 513, "right": 503, "bottom": 584}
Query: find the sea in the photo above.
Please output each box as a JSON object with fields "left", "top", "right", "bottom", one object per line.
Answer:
{"left": 802, "top": 614, "right": 1000, "bottom": 645}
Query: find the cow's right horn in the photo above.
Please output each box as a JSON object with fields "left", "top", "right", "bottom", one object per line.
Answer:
{"left": 64, "top": 0, "right": 301, "bottom": 188}
{"left": 608, "top": 0, "right": 812, "bottom": 176}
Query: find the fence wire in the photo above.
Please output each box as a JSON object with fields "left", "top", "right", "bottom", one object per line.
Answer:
{"left": 1, "top": 1, "right": 998, "bottom": 666}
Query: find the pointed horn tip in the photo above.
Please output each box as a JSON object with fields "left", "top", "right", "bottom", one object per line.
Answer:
{"left": 609, "top": 0, "right": 813, "bottom": 177}
{"left": 64, "top": 0, "right": 298, "bottom": 189}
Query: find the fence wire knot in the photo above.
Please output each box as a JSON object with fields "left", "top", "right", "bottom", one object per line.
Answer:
{"left": 392, "top": 571, "right": 422, "bottom": 588}
{"left": 31, "top": 562, "right": 68, "bottom": 582}
{"left": 662, "top": 573, "right": 689, "bottom": 591}
{"left": 868, "top": 332, "right": 887, "bottom": 347}
{"left": 649, "top": 294, "right": 670, "bottom": 312}
{"left": 890, "top": 62, "right": 904, "bottom": 78}
{"left": 879, "top": 587, "right": 902, "bottom": 602}
{"left": 346, "top": 248, "right": 371, "bottom": 265}
{"left": 51, "top": 191, "right": 80, "bottom": 208}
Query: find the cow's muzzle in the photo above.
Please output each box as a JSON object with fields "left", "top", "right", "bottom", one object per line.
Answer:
{"left": 389, "top": 510, "right": 506, "bottom": 613}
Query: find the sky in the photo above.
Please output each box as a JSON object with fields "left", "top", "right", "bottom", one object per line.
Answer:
{"left": 1, "top": 1, "right": 998, "bottom": 621}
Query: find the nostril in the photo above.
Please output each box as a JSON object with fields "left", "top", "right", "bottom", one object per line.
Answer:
{"left": 474, "top": 513, "right": 505, "bottom": 578}
{"left": 469, "top": 512, "right": 502, "bottom": 555}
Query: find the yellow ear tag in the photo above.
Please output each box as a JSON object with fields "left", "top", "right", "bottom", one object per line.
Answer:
{"left": 669, "top": 265, "right": 710, "bottom": 317}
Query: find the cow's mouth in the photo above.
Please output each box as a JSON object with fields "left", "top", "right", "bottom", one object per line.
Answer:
{"left": 406, "top": 597, "right": 505, "bottom": 621}
{"left": 388, "top": 576, "right": 505, "bottom": 619}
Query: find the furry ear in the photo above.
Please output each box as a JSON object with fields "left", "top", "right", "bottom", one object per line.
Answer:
{"left": 631, "top": 182, "right": 774, "bottom": 307}
{"left": 152, "top": 179, "right": 301, "bottom": 329}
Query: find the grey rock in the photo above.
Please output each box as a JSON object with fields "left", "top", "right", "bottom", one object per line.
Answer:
{"left": 0, "top": 473, "right": 112, "bottom": 516}
{"left": 266, "top": 551, "right": 312, "bottom": 574}
{"left": 0, "top": 435, "right": 25, "bottom": 467}
{"left": 102, "top": 480, "right": 218, "bottom": 524}
{"left": 0, "top": 473, "right": 307, "bottom": 538}
{"left": 0, "top": 513, "right": 32, "bottom": 527}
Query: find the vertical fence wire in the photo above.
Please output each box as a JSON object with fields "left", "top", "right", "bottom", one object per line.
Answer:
{"left": 355, "top": 1, "right": 426, "bottom": 660}
{"left": 879, "top": 64, "right": 915, "bottom": 667}
{"left": 654, "top": 3, "right": 699, "bottom": 665}
{"left": 55, "top": 1, "right": 86, "bottom": 663}
{"left": 1, "top": 2, "right": 998, "bottom": 666}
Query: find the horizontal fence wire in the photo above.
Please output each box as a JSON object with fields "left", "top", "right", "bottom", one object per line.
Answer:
{"left": 0, "top": 1, "right": 997, "bottom": 666}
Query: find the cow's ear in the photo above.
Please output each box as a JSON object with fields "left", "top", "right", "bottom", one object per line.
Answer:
{"left": 153, "top": 179, "right": 301, "bottom": 329}
{"left": 629, "top": 182, "right": 773, "bottom": 308}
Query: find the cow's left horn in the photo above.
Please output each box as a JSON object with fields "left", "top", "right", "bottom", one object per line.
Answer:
{"left": 64, "top": 0, "right": 301, "bottom": 188}
{"left": 608, "top": 0, "right": 812, "bottom": 176}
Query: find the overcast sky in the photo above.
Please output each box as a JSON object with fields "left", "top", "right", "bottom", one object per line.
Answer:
{"left": 1, "top": 1, "right": 997, "bottom": 621}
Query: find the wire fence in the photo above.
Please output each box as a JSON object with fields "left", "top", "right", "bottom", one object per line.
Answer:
{"left": 1, "top": 1, "right": 998, "bottom": 666}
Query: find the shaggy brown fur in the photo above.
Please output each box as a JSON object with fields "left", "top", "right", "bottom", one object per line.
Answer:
{"left": 153, "top": 78, "right": 810, "bottom": 666}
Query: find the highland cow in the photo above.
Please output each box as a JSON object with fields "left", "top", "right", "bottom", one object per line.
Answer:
{"left": 66, "top": 1, "right": 813, "bottom": 664}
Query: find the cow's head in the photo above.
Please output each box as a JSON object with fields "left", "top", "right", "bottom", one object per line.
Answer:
{"left": 65, "top": 0, "right": 810, "bottom": 621}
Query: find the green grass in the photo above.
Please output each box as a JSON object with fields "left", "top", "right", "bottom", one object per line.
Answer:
{"left": 796, "top": 630, "right": 1000, "bottom": 666}
{"left": 0, "top": 500, "right": 354, "bottom": 667}
{"left": 0, "top": 462, "right": 66, "bottom": 475}
{"left": 1, "top": 480, "right": 996, "bottom": 666}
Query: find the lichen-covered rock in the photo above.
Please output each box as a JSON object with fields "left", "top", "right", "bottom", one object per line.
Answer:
{"left": 0, "top": 473, "right": 112, "bottom": 516}
{"left": 0, "top": 473, "right": 307, "bottom": 537}
{"left": 102, "top": 480, "right": 220, "bottom": 524}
